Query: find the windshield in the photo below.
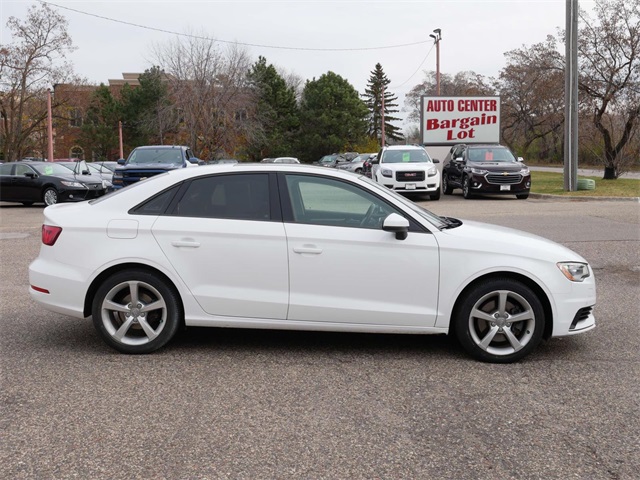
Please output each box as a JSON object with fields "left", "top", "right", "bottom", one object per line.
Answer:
{"left": 381, "top": 149, "right": 432, "bottom": 164}
{"left": 319, "top": 155, "right": 338, "bottom": 164}
{"left": 359, "top": 176, "right": 448, "bottom": 229}
{"left": 127, "top": 148, "right": 184, "bottom": 165}
{"left": 32, "top": 163, "right": 75, "bottom": 176}
{"left": 468, "top": 147, "right": 516, "bottom": 162}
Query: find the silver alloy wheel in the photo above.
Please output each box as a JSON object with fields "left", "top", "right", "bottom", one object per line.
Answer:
{"left": 99, "top": 280, "right": 168, "bottom": 346}
{"left": 467, "top": 289, "right": 536, "bottom": 356}
{"left": 43, "top": 188, "right": 58, "bottom": 206}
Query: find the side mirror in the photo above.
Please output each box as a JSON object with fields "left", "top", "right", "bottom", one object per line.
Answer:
{"left": 82, "top": 170, "right": 90, "bottom": 175}
{"left": 454, "top": 157, "right": 464, "bottom": 162}
{"left": 117, "top": 158, "right": 126, "bottom": 165}
{"left": 382, "top": 213, "right": 409, "bottom": 240}
{"left": 432, "top": 159, "right": 440, "bottom": 164}
{"left": 517, "top": 157, "right": 524, "bottom": 163}
{"left": 25, "top": 172, "right": 37, "bottom": 179}
{"left": 372, "top": 159, "right": 380, "bottom": 165}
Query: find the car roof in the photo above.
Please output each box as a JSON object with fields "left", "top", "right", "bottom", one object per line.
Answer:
{"left": 383, "top": 145, "right": 425, "bottom": 150}
{"left": 133, "top": 145, "right": 189, "bottom": 150}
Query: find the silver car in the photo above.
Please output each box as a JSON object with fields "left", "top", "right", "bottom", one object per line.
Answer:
{"left": 337, "top": 153, "right": 376, "bottom": 174}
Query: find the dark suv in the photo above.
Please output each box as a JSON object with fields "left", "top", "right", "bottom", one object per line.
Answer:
{"left": 112, "top": 145, "right": 200, "bottom": 189}
{"left": 442, "top": 144, "right": 531, "bottom": 199}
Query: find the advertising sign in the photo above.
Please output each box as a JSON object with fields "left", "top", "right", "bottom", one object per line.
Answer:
{"left": 420, "top": 96, "right": 501, "bottom": 145}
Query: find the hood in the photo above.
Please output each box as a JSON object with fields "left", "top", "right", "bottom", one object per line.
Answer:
{"left": 119, "top": 163, "right": 183, "bottom": 170}
{"left": 440, "top": 219, "right": 587, "bottom": 263}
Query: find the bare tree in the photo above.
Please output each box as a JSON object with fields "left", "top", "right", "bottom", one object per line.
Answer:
{"left": 577, "top": 0, "right": 640, "bottom": 179}
{"left": 498, "top": 36, "right": 566, "bottom": 160}
{"left": 0, "top": 3, "right": 75, "bottom": 161}
{"left": 151, "top": 33, "right": 256, "bottom": 159}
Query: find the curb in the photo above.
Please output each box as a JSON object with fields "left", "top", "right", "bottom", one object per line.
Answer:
{"left": 529, "top": 193, "right": 640, "bottom": 202}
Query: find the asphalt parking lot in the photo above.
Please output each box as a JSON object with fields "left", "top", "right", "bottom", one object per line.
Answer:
{"left": 1, "top": 194, "right": 639, "bottom": 479}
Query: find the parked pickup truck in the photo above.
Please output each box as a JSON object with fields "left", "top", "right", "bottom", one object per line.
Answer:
{"left": 112, "top": 145, "right": 200, "bottom": 189}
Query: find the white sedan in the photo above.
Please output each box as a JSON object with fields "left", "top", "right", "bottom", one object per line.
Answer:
{"left": 29, "top": 164, "right": 596, "bottom": 362}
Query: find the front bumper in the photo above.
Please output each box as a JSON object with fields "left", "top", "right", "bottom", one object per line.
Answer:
{"left": 468, "top": 173, "right": 531, "bottom": 195}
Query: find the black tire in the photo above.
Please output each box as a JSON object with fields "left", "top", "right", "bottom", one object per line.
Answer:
{"left": 454, "top": 278, "right": 545, "bottom": 363}
{"left": 516, "top": 194, "right": 529, "bottom": 200}
{"left": 442, "top": 174, "right": 453, "bottom": 195}
{"left": 430, "top": 188, "right": 441, "bottom": 201}
{"left": 355, "top": 168, "right": 363, "bottom": 174}
{"left": 462, "top": 176, "right": 474, "bottom": 199}
{"left": 43, "top": 187, "right": 58, "bottom": 206}
{"left": 91, "top": 269, "right": 182, "bottom": 354}
{"left": 22, "top": 202, "right": 34, "bottom": 207}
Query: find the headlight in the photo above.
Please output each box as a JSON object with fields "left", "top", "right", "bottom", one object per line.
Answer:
{"left": 113, "top": 172, "right": 123, "bottom": 179}
{"left": 60, "top": 181, "right": 85, "bottom": 188}
{"left": 520, "top": 167, "right": 530, "bottom": 175}
{"left": 102, "top": 180, "right": 109, "bottom": 189}
{"left": 381, "top": 169, "right": 393, "bottom": 178}
{"left": 471, "top": 168, "right": 488, "bottom": 175}
{"left": 427, "top": 166, "right": 437, "bottom": 177}
{"left": 557, "top": 262, "right": 591, "bottom": 282}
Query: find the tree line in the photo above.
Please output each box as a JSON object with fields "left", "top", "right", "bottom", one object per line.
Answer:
{"left": 1, "top": 0, "right": 638, "bottom": 178}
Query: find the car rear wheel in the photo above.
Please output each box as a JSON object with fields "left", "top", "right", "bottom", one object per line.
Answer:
{"left": 462, "top": 176, "right": 474, "bottom": 199}
{"left": 43, "top": 187, "right": 58, "bottom": 206}
{"left": 454, "top": 278, "right": 545, "bottom": 363}
{"left": 92, "top": 269, "right": 182, "bottom": 354}
{"left": 442, "top": 174, "right": 453, "bottom": 195}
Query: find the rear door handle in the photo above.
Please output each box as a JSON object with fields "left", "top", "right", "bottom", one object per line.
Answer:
{"left": 171, "top": 240, "right": 201, "bottom": 248}
{"left": 293, "top": 245, "right": 323, "bottom": 255}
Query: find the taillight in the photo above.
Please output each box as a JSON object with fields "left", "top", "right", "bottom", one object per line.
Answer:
{"left": 42, "top": 225, "right": 62, "bottom": 246}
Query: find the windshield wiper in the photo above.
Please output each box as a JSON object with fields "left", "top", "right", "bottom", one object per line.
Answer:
{"left": 439, "top": 216, "right": 463, "bottom": 229}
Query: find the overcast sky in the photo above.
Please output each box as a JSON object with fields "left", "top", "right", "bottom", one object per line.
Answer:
{"left": 2, "top": 0, "right": 596, "bottom": 128}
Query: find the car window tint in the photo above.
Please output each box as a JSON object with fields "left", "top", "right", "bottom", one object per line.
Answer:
{"left": 174, "top": 174, "right": 270, "bottom": 221}
{"left": 0, "top": 163, "right": 13, "bottom": 175}
{"left": 285, "top": 174, "right": 398, "bottom": 229}
{"left": 132, "top": 185, "right": 181, "bottom": 215}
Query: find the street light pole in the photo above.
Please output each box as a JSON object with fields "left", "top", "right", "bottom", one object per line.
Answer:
{"left": 381, "top": 84, "right": 386, "bottom": 147}
{"left": 430, "top": 29, "right": 442, "bottom": 96}
{"left": 118, "top": 121, "right": 124, "bottom": 159}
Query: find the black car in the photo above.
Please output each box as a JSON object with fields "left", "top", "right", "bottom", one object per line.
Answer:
{"left": 0, "top": 161, "right": 108, "bottom": 206}
{"left": 113, "top": 145, "right": 200, "bottom": 189}
{"left": 442, "top": 144, "right": 531, "bottom": 199}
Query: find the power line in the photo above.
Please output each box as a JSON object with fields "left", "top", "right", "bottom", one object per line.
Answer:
{"left": 38, "top": 0, "right": 431, "bottom": 52}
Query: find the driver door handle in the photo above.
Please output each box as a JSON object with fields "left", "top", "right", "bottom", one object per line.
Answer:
{"left": 293, "top": 245, "right": 323, "bottom": 255}
{"left": 171, "top": 239, "right": 201, "bottom": 248}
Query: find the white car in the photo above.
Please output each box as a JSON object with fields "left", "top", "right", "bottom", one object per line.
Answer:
{"left": 372, "top": 145, "right": 441, "bottom": 200}
{"left": 29, "top": 164, "right": 596, "bottom": 362}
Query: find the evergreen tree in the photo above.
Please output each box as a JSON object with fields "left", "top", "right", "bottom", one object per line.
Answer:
{"left": 79, "top": 85, "right": 122, "bottom": 160}
{"left": 362, "top": 63, "right": 404, "bottom": 144}
{"left": 297, "top": 71, "right": 369, "bottom": 162}
{"left": 246, "top": 56, "right": 299, "bottom": 160}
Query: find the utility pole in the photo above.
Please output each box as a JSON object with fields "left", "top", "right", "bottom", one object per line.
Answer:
{"left": 118, "top": 121, "right": 124, "bottom": 159}
{"left": 564, "top": 0, "right": 579, "bottom": 191}
{"left": 47, "top": 89, "right": 54, "bottom": 162}
{"left": 430, "top": 29, "right": 442, "bottom": 95}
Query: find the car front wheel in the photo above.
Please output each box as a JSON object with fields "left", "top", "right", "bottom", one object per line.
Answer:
{"left": 92, "top": 269, "right": 182, "bottom": 354}
{"left": 454, "top": 278, "right": 545, "bottom": 363}
{"left": 462, "top": 176, "right": 473, "bottom": 199}
{"left": 43, "top": 187, "right": 58, "bottom": 206}
{"left": 442, "top": 174, "right": 453, "bottom": 195}
{"left": 430, "top": 188, "right": 441, "bottom": 200}
{"left": 516, "top": 194, "right": 529, "bottom": 200}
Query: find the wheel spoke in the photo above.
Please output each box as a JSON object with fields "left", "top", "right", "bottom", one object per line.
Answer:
{"left": 104, "top": 300, "right": 130, "bottom": 313}
{"left": 138, "top": 317, "right": 160, "bottom": 341}
{"left": 508, "top": 310, "right": 534, "bottom": 323}
{"left": 503, "top": 326, "right": 524, "bottom": 352}
{"left": 498, "top": 291, "right": 509, "bottom": 316}
{"left": 141, "top": 299, "right": 166, "bottom": 313}
{"left": 128, "top": 281, "right": 140, "bottom": 306}
{"left": 113, "top": 317, "right": 135, "bottom": 341}
{"left": 478, "top": 325, "right": 500, "bottom": 350}
{"left": 471, "top": 308, "right": 496, "bottom": 323}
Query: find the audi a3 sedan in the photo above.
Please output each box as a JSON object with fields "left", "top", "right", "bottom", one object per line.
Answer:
{"left": 29, "top": 164, "right": 596, "bottom": 362}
